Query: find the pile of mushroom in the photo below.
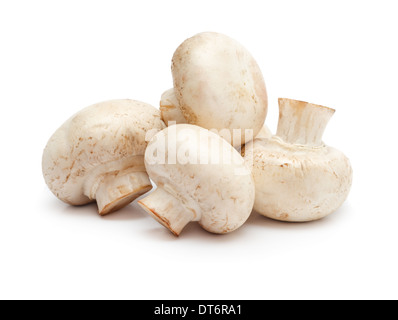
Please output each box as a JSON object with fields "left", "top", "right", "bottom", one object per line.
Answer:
{"left": 42, "top": 31, "right": 352, "bottom": 236}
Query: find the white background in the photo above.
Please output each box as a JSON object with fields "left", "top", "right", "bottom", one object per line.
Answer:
{"left": 0, "top": 0, "right": 397, "bottom": 300}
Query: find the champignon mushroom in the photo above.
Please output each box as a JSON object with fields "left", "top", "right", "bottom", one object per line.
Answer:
{"left": 160, "top": 32, "right": 268, "bottom": 147}
{"left": 42, "top": 99, "right": 165, "bottom": 215}
{"left": 243, "top": 98, "right": 353, "bottom": 222}
{"left": 138, "top": 124, "right": 255, "bottom": 236}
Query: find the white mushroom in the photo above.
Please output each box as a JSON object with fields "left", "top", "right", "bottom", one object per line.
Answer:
{"left": 160, "top": 32, "right": 268, "bottom": 146}
{"left": 243, "top": 98, "right": 353, "bottom": 222}
{"left": 42, "top": 99, "right": 165, "bottom": 215}
{"left": 138, "top": 124, "right": 255, "bottom": 236}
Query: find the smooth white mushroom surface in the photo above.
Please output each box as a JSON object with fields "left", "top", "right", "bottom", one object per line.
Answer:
{"left": 160, "top": 32, "right": 268, "bottom": 147}
{"left": 243, "top": 98, "right": 353, "bottom": 222}
{"left": 42, "top": 99, "right": 165, "bottom": 215}
{"left": 138, "top": 124, "right": 255, "bottom": 236}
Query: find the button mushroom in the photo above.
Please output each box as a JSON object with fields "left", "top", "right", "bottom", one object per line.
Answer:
{"left": 138, "top": 124, "right": 255, "bottom": 236}
{"left": 160, "top": 32, "right": 268, "bottom": 146}
{"left": 42, "top": 99, "right": 166, "bottom": 215}
{"left": 243, "top": 98, "right": 353, "bottom": 222}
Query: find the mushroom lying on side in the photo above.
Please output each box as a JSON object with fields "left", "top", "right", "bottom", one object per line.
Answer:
{"left": 42, "top": 99, "right": 165, "bottom": 215}
{"left": 160, "top": 32, "right": 268, "bottom": 146}
{"left": 138, "top": 124, "right": 255, "bottom": 236}
{"left": 243, "top": 98, "right": 353, "bottom": 222}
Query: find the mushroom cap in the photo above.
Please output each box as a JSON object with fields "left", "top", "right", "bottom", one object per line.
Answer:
{"left": 42, "top": 99, "right": 165, "bottom": 206}
{"left": 144, "top": 124, "right": 255, "bottom": 233}
{"left": 244, "top": 137, "right": 353, "bottom": 221}
{"left": 171, "top": 32, "right": 268, "bottom": 146}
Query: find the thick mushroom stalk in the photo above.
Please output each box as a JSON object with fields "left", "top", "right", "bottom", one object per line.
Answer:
{"left": 42, "top": 99, "right": 165, "bottom": 215}
{"left": 160, "top": 88, "right": 186, "bottom": 125}
{"left": 138, "top": 124, "right": 255, "bottom": 236}
{"left": 244, "top": 98, "right": 353, "bottom": 222}
{"left": 87, "top": 168, "right": 152, "bottom": 215}
{"left": 138, "top": 188, "right": 196, "bottom": 236}
{"left": 277, "top": 98, "right": 335, "bottom": 147}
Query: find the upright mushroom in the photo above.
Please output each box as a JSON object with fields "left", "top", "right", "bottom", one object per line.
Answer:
{"left": 243, "top": 98, "right": 353, "bottom": 222}
{"left": 42, "top": 99, "right": 165, "bottom": 215}
{"left": 138, "top": 124, "right": 255, "bottom": 236}
{"left": 160, "top": 32, "right": 268, "bottom": 146}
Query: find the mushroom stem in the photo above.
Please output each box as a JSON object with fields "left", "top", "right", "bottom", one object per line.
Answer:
{"left": 138, "top": 187, "right": 195, "bottom": 236}
{"left": 160, "top": 88, "right": 186, "bottom": 125}
{"left": 95, "top": 171, "right": 152, "bottom": 215}
{"left": 276, "top": 98, "right": 335, "bottom": 147}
